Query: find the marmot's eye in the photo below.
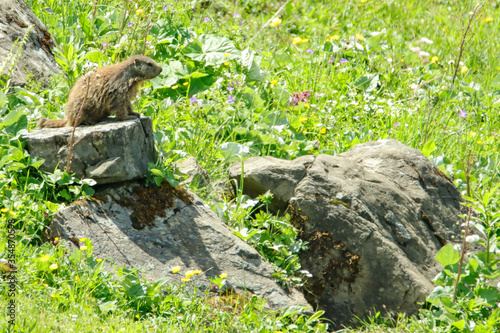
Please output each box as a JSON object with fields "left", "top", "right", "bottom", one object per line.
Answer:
{"left": 147, "top": 63, "right": 153, "bottom": 67}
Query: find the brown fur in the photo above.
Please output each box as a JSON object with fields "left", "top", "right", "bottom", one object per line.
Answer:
{"left": 37, "top": 55, "right": 162, "bottom": 128}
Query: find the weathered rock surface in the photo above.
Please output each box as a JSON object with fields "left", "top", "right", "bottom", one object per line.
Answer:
{"left": 0, "top": 0, "right": 61, "bottom": 87}
{"left": 174, "top": 156, "right": 210, "bottom": 187}
{"left": 229, "top": 139, "right": 462, "bottom": 328}
{"left": 46, "top": 181, "right": 309, "bottom": 310}
{"left": 23, "top": 117, "right": 154, "bottom": 184}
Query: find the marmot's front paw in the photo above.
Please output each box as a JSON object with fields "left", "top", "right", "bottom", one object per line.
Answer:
{"left": 128, "top": 111, "right": 140, "bottom": 117}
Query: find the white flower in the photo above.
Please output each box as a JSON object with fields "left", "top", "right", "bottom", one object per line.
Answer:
{"left": 410, "top": 84, "right": 419, "bottom": 90}
{"left": 465, "top": 235, "right": 480, "bottom": 244}
{"left": 418, "top": 51, "right": 430, "bottom": 58}
{"left": 418, "top": 37, "right": 433, "bottom": 45}
{"left": 409, "top": 46, "right": 421, "bottom": 53}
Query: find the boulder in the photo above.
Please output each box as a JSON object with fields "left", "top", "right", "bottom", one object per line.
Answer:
{"left": 22, "top": 117, "right": 155, "bottom": 184}
{"left": 0, "top": 0, "right": 61, "bottom": 87}
{"left": 228, "top": 139, "right": 462, "bottom": 328}
{"left": 174, "top": 156, "right": 210, "bottom": 187}
{"left": 46, "top": 180, "right": 309, "bottom": 310}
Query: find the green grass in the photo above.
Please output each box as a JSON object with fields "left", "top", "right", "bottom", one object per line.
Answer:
{"left": 1, "top": 0, "right": 500, "bottom": 331}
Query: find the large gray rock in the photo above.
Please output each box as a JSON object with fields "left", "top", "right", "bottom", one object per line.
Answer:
{"left": 46, "top": 181, "right": 309, "bottom": 310}
{"left": 23, "top": 117, "right": 154, "bottom": 184}
{"left": 0, "top": 0, "right": 61, "bottom": 87}
{"left": 228, "top": 139, "right": 462, "bottom": 328}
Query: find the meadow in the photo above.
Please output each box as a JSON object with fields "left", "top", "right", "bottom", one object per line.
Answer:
{"left": 1, "top": 0, "right": 500, "bottom": 331}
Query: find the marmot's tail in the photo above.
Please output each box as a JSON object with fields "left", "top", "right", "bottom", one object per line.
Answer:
{"left": 37, "top": 118, "right": 67, "bottom": 128}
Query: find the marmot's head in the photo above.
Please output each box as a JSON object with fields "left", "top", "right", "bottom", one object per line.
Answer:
{"left": 129, "top": 55, "right": 162, "bottom": 80}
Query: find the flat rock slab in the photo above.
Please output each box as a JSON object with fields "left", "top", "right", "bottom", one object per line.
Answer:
{"left": 23, "top": 117, "right": 154, "bottom": 184}
{"left": 46, "top": 181, "right": 308, "bottom": 310}
{"left": 229, "top": 139, "right": 462, "bottom": 328}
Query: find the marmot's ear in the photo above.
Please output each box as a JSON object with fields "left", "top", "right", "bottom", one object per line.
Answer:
{"left": 134, "top": 58, "right": 138, "bottom": 66}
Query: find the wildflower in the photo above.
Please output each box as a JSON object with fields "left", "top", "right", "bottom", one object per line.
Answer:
{"left": 461, "top": 66, "right": 468, "bottom": 74}
{"left": 327, "top": 35, "right": 340, "bottom": 42}
{"left": 394, "top": 122, "right": 400, "bottom": 127}
{"left": 292, "top": 37, "right": 308, "bottom": 45}
{"left": 50, "top": 293, "right": 57, "bottom": 298}
{"left": 162, "top": 5, "right": 168, "bottom": 11}
{"left": 270, "top": 79, "right": 278, "bottom": 86}
{"left": 79, "top": 238, "right": 86, "bottom": 242}
{"left": 203, "top": 17, "right": 210, "bottom": 23}
{"left": 430, "top": 56, "right": 438, "bottom": 63}
{"left": 224, "top": 53, "right": 230, "bottom": 58}
{"left": 224, "top": 62, "right": 230, "bottom": 66}
{"left": 388, "top": 129, "right": 392, "bottom": 133}
{"left": 193, "top": 270, "right": 202, "bottom": 275}
{"left": 75, "top": 275, "right": 80, "bottom": 282}
{"left": 355, "top": 34, "right": 364, "bottom": 41}
{"left": 320, "top": 128, "right": 326, "bottom": 134}
{"left": 271, "top": 17, "right": 282, "bottom": 27}
{"left": 469, "top": 131, "right": 476, "bottom": 137}
{"left": 417, "top": 37, "right": 433, "bottom": 45}
{"left": 360, "top": 0, "right": 367, "bottom": 3}
{"left": 305, "top": 49, "right": 313, "bottom": 54}
{"left": 50, "top": 263, "right": 58, "bottom": 270}
{"left": 228, "top": 96, "right": 235, "bottom": 103}
{"left": 80, "top": 245, "right": 88, "bottom": 251}
{"left": 45, "top": 8, "right": 53, "bottom": 13}
{"left": 136, "top": 314, "right": 140, "bottom": 319}
{"left": 190, "top": 97, "right": 198, "bottom": 103}
{"left": 353, "top": 116, "right": 360, "bottom": 120}
{"left": 227, "top": 86, "right": 234, "bottom": 91}
{"left": 40, "top": 255, "right": 50, "bottom": 262}
{"left": 43, "top": 283, "right": 48, "bottom": 287}
{"left": 220, "top": 272, "right": 227, "bottom": 279}
{"left": 127, "top": 22, "right": 134, "bottom": 27}
{"left": 172, "top": 265, "right": 181, "bottom": 273}
{"left": 171, "top": 85, "right": 179, "bottom": 89}
{"left": 102, "top": 42, "right": 108, "bottom": 47}
{"left": 181, "top": 277, "right": 191, "bottom": 282}
{"left": 458, "top": 110, "right": 467, "bottom": 118}
{"left": 302, "top": 130, "right": 307, "bottom": 134}
{"left": 305, "top": 102, "right": 310, "bottom": 108}
{"left": 185, "top": 270, "right": 195, "bottom": 278}
{"left": 54, "top": 237, "right": 59, "bottom": 242}
{"left": 96, "top": 258, "right": 103, "bottom": 262}
{"left": 9, "top": 211, "right": 16, "bottom": 217}
{"left": 1, "top": 208, "right": 8, "bottom": 213}
{"left": 418, "top": 51, "right": 430, "bottom": 58}
{"left": 299, "top": 117, "right": 308, "bottom": 122}
{"left": 136, "top": 9, "right": 144, "bottom": 16}
{"left": 484, "top": 17, "right": 493, "bottom": 23}
{"left": 234, "top": 13, "right": 241, "bottom": 18}
{"left": 465, "top": 235, "right": 480, "bottom": 244}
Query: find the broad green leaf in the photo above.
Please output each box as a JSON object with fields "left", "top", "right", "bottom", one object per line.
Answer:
{"left": 451, "top": 319, "right": 465, "bottom": 330}
{"left": 354, "top": 74, "right": 379, "bottom": 92}
{"left": 220, "top": 142, "right": 250, "bottom": 163}
{"left": 184, "top": 34, "right": 241, "bottom": 66}
{"left": 421, "top": 140, "right": 436, "bottom": 157}
{"left": 435, "top": 244, "right": 460, "bottom": 267}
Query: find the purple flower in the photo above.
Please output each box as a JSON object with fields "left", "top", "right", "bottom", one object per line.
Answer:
{"left": 203, "top": 17, "right": 210, "bottom": 23}
{"left": 45, "top": 8, "right": 53, "bottom": 13}
{"left": 127, "top": 22, "right": 134, "bottom": 27}
{"left": 228, "top": 96, "right": 235, "bottom": 103}
{"left": 163, "top": 5, "right": 168, "bottom": 11}
{"left": 190, "top": 97, "right": 198, "bottom": 103}
{"left": 388, "top": 129, "right": 392, "bottom": 133}
{"left": 234, "top": 13, "right": 241, "bottom": 18}
{"left": 353, "top": 116, "right": 360, "bottom": 120}
{"left": 393, "top": 122, "right": 400, "bottom": 127}
{"left": 192, "top": 6, "right": 196, "bottom": 11}
{"left": 102, "top": 42, "right": 108, "bottom": 46}
{"left": 227, "top": 86, "right": 234, "bottom": 91}
{"left": 339, "top": 58, "right": 349, "bottom": 63}
{"left": 305, "top": 49, "right": 313, "bottom": 54}
{"left": 458, "top": 110, "right": 467, "bottom": 118}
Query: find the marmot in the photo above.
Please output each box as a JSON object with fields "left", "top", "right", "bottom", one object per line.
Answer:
{"left": 37, "top": 55, "right": 162, "bottom": 128}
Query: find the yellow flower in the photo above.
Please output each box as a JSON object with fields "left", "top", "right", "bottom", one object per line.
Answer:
{"left": 299, "top": 117, "right": 308, "bottom": 122}
{"left": 484, "top": 17, "right": 493, "bottom": 23}
{"left": 135, "top": 314, "right": 140, "bottom": 319}
{"left": 292, "top": 37, "right": 309, "bottom": 45}
{"left": 430, "top": 56, "right": 438, "bottom": 63}
{"left": 461, "top": 66, "right": 468, "bottom": 74}
{"left": 320, "top": 128, "right": 327, "bottom": 134}
{"left": 75, "top": 275, "right": 80, "bottom": 282}
{"left": 477, "top": 140, "right": 482, "bottom": 144}
{"left": 54, "top": 237, "right": 59, "bottom": 242}
{"left": 50, "top": 293, "right": 57, "bottom": 298}
{"left": 96, "top": 258, "right": 103, "bottom": 262}
{"left": 136, "top": 9, "right": 144, "bottom": 16}
{"left": 193, "top": 270, "right": 202, "bottom": 275}
{"left": 171, "top": 85, "right": 179, "bottom": 89}
{"left": 302, "top": 130, "right": 307, "bottom": 134}
{"left": 270, "top": 79, "right": 278, "bottom": 87}
{"left": 172, "top": 265, "right": 181, "bottom": 273}
{"left": 270, "top": 17, "right": 282, "bottom": 27}
{"left": 79, "top": 238, "right": 86, "bottom": 242}
{"left": 80, "top": 245, "right": 88, "bottom": 251}
{"left": 9, "top": 211, "right": 16, "bottom": 217}
{"left": 40, "top": 255, "right": 50, "bottom": 262}
{"left": 220, "top": 272, "right": 227, "bottom": 279}
{"left": 181, "top": 277, "right": 191, "bottom": 282}
{"left": 50, "top": 263, "right": 58, "bottom": 270}
{"left": 185, "top": 270, "right": 195, "bottom": 278}
{"left": 224, "top": 53, "right": 230, "bottom": 58}
{"left": 224, "top": 62, "right": 230, "bottom": 66}
{"left": 355, "top": 34, "right": 365, "bottom": 41}
{"left": 305, "top": 102, "right": 310, "bottom": 108}
{"left": 469, "top": 131, "right": 476, "bottom": 137}
{"left": 360, "top": 0, "right": 367, "bottom": 3}
{"left": 327, "top": 35, "right": 340, "bottom": 42}
{"left": 43, "top": 283, "right": 48, "bottom": 287}
{"left": 182, "top": 82, "right": 189, "bottom": 86}
{"left": 1, "top": 208, "right": 8, "bottom": 213}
